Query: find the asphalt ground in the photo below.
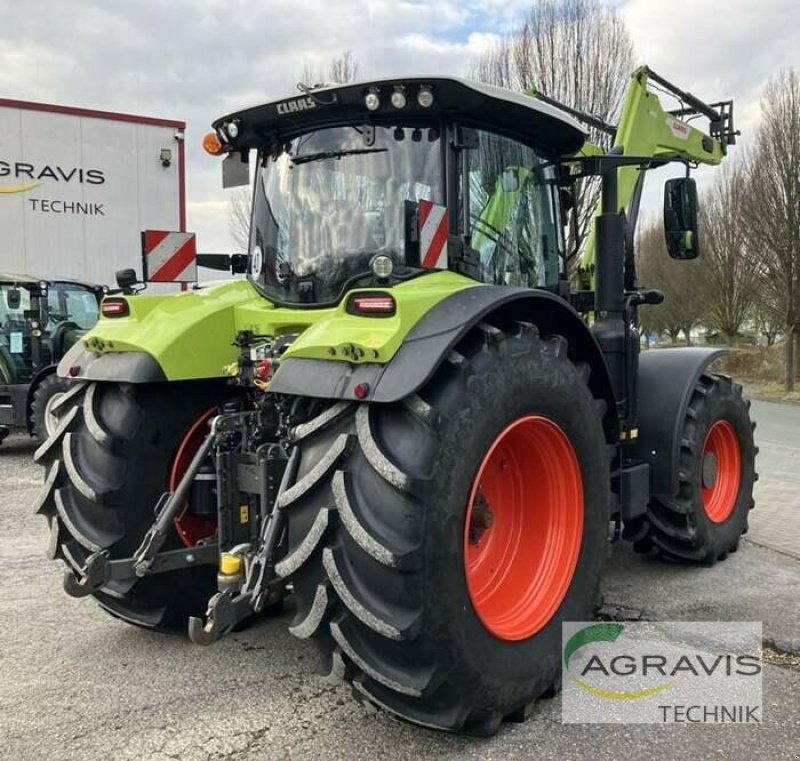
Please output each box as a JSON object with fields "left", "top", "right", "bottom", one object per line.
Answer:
{"left": 0, "top": 399, "right": 798, "bottom": 760}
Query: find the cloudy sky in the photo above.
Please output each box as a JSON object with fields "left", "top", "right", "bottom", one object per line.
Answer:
{"left": 2, "top": 0, "right": 798, "bottom": 252}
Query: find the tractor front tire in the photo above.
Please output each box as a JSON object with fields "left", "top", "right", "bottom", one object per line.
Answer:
{"left": 628, "top": 374, "right": 757, "bottom": 564}
{"left": 34, "top": 381, "right": 224, "bottom": 630}
{"left": 279, "top": 320, "right": 610, "bottom": 734}
{"left": 31, "top": 373, "right": 75, "bottom": 442}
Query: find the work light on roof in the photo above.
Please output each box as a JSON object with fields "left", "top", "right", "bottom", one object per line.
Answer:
{"left": 365, "top": 88, "right": 381, "bottom": 111}
{"left": 391, "top": 87, "right": 407, "bottom": 109}
{"left": 417, "top": 85, "right": 434, "bottom": 108}
{"left": 226, "top": 121, "right": 239, "bottom": 139}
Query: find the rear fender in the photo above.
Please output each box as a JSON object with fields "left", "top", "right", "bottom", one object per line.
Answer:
{"left": 270, "top": 286, "right": 619, "bottom": 441}
{"left": 633, "top": 347, "right": 727, "bottom": 497}
{"left": 56, "top": 344, "right": 167, "bottom": 383}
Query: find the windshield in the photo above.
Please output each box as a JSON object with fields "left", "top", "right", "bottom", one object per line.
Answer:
{"left": 249, "top": 125, "right": 443, "bottom": 304}
{"left": 0, "top": 285, "right": 34, "bottom": 383}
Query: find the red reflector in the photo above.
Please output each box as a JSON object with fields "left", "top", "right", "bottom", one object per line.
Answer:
{"left": 353, "top": 383, "right": 370, "bottom": 399}
{"left": 254, "top": 358, "right": 273, "bottom": 381}
{"left": 67, "top": 365, "right": 80, "bottom": 377}
{"left": 101, "top": 298, "right": 130, "bottom": 317}
{"left": 351, "top": 295, "right": 396, "bottom": 314}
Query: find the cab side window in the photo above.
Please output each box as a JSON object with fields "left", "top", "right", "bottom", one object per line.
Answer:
{"left": 465, "top": 131, "right": 562, "bottom": 289}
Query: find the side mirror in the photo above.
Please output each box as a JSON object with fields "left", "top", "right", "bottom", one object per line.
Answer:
{"left": 230, "top": 254, "right": 249, "bottom": 274}
{"left": 6, "top": 287, "right": 21, "bottom": 310}
{"left": 115, "top": 268, "right": 139, "bottom": 292}
{"left": 663, "top": 177, "right": 700, "bottom": 260}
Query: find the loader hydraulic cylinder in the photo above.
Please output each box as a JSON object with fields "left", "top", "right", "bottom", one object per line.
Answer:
{"left": 592, "top": 166, "right": 636, "bottom": 426}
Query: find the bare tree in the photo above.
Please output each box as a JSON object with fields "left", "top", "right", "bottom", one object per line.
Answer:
{"left": 637, "top": 220, "right": 705, "bottom": 345}
{"left": 473, "top": 0, "right": 634, "bottom": 270}
{"left": 300, "top": 60, "right": 319, "bottom": 89}
{"left": 329, "top": 50, "right": 359, "bottom": 84}
{"left": 697, "top": 163, "right": 758, "bottom": 343}
{"left": 301, "top": 50, "right": 360, "bottom": 88}
{"left": 637, "top": 223, "right": 669, "bottom": 343}
{"left": 742, "top": 69, "right": 800, "bottom": 389}
{"left": 229, "top": 188, "right": 251, "bottom": 253}
{"left": 752, "top": 303, "right": 782, "bottom": 347}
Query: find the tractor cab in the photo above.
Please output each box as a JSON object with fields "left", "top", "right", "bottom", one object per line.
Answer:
{"left": 207, "top": 77, "right": 587, "bottom": 306}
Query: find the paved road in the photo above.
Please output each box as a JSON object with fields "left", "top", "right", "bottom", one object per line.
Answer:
{"left": 0, "top": 398, "right": 798, "bottom": 760}
{"left": 748, "top": 400, "right": 800, "bottom": 559}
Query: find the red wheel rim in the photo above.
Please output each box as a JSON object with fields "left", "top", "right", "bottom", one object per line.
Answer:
{"left": 171, "top": 407, "right": 218, "bottom": 547}
{"left": 464, "top": 415, "right": 583, "bottom": 641}
{"left": 701, "top": 420, "right": 741, "bottom": 523}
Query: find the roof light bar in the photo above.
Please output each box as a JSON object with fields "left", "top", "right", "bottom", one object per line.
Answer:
{"left": 391, "top": 87, "right": 407, "bottom": 109}
{"left": 417, "top": 85, "right": 434, "bottom": 108}
{"left": 365, "top": 88, "right": 381, "bottom": 111}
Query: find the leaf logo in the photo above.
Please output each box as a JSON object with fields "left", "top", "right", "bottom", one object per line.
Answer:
{"left": 0, "top": 182, "right": 41, "bottom": 194}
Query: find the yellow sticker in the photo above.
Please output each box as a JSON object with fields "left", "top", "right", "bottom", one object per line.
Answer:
{"left": 239, "top": 504, "right": 249, "bottom": 524}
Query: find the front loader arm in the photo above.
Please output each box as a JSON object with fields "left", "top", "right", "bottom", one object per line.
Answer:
{"left": 572, "top": 65, "right": 735, "bottom": 277}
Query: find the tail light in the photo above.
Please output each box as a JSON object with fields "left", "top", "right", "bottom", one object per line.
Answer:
{"left": 101, "top": 298, "right": 130, "bottom": 317}
{"left": 347, "top": 293, "right": 396, "bottom": 317}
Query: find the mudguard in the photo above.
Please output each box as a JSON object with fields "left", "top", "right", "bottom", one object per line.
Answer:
{"left": 57, "top": 343, "right": 167, "bottom": 383}
{"left": 270, "top": 286, "right": 618, "bottom": 437}
{"left": 633, "top": 347, "right": 727, "bottom": 498}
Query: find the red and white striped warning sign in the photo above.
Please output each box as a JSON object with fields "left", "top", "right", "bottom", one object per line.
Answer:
{"left": 418, "top": 200, "right": 448, "bottom": 269}
{"left": 142, "top": 230, "right": 197, "bottom": 283}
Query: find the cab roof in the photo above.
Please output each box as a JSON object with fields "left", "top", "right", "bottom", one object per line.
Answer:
{"left": 213, "top": 76, "right": 587, "bottom": 156}
{"left": 0, "top": 273, "right": 103, "bottom": 290}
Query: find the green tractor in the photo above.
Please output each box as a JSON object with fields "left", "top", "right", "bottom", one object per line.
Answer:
{"left": 36, "top": 67, "right": 756, "bottom": 734}
{"left": 0, "top": 275, "right": 105, "bottom": 444}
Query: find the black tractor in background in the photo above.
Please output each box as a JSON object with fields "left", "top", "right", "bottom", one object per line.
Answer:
{"left": 0, "top": 274, "right": 105, "bottom": 444}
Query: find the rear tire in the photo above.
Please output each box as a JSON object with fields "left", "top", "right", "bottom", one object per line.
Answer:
{"left": 34, "top": 381, "right": 225, "bottom": 630}
{"left": 627, "top": 374, "right": 756, "bottom": 564}
{"left": 280, "top": 320, "right": 610, "bottom": 734}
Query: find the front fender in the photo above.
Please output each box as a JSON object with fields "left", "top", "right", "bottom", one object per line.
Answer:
{"left": 633, "top": 347, "right": 727, "bottom": 497}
